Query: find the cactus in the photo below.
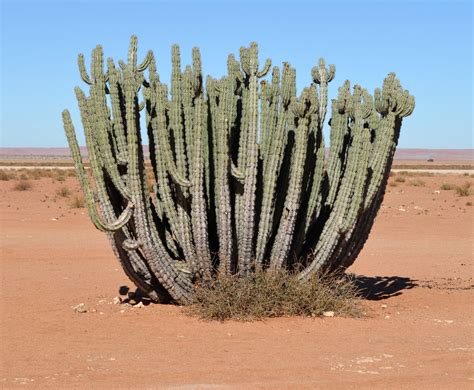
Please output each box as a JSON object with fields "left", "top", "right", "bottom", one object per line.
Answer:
{"left": 63, "top": 37, "right": 414, "bottom": 304}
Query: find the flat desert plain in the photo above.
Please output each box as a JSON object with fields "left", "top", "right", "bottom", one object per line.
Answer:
{"left": 1, "top": 167, "right": 473, "bottom": 389}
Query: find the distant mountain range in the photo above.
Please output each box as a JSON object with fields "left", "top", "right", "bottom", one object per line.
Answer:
{"left": 0, "top": 147, "right": 472, "bottom": 161}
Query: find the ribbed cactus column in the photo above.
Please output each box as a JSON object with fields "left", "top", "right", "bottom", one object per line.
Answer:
{"left": 63, "top": 36, "right": 414, "bottom": 304}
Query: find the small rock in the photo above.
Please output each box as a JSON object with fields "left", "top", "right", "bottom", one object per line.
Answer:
{"left": 384, "top": 315, "right": 391, "bottom": 319}
{"left": 381, "top": 304, "right": 388, "bottom": 309}
{"left": 51, "top": 218, "right": 57, "bottom": 221}
{"left": 112, "top": 296, "right": 122, "bottom": 305}
{"left": 323, "top": 311, "right": 335, "bottom": 317}
{"left": 398, "top": 207, "right": 406, "bottom": 212}
{"left": 134, "top": 302, "right": 145, "bottom": 308}
{"left": 433, "top": 190, "right": 441, "bottom": 194}
{"left": 72, "top": 303, "right": 87, "bottom": 313}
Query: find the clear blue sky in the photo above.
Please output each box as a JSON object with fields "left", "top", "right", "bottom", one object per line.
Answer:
{"left": 1, "top": 0, "right": 472, "bottom": 148}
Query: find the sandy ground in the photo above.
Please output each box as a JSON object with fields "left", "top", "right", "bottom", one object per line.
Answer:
{"left": 1, "top": 172, "right": 473, "bottom": 389}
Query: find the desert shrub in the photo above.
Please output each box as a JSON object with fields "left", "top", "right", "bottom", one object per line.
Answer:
{"left": 29, "top": 169, "right": 43, "bottom": 180}
{"left": 455, "top": 182, "right": 471, "bottom": 197}
{"left": 388, "top": 181, "right": 397, "bottom": 187}
{"left": 13, "top": 180, "right": 32, "bottom": 191}
{"left": 56, "top": 186, "right": 72, "bottom": 198}
{"left": 394, "top": 176, "right": 405, "bottom": 183}
{"left": 66, "top": 169, "right": 76, "bottom": 177}
{"left": 0, "top": 170, "right": 13, "bottom": 181}
{"left": 19, "top": 173, "right": 28, "bottom": 180}
{"left": 408, "top": 179, "right": 425, "bottom": 187}
{"left": 440, "top": 183, "right": 455, "bottom": 190}
{"left": 70, "top": 195, "right": 85, "bottom": 208}
{"left": 42, "top": 169, "right": 54, "bottom": 178}
{"left": 55, "top": 173, "right": 66, "bottom": 182}
{"left": 188, "top": 270, "right": 361, "bottom": 321}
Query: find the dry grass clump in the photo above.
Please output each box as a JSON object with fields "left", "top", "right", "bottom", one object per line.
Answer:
{"left": 394, "top": 176, "right": 406, "bottom": 183}
{"left": 13, "top": 180, "right": 32, "bottom": 191}
{"left": 54, "top": 171, "right": 67, "bottom": 182}
{"left": 66, "top": 169, "right": 76, "bottom": 177}
{"left": 56, "top": 186, "right": 72, "bottom": 198}
{"left": 187, "top": 270, "right": 361, "bottom": 321}
{"left": 408, "top": 178, "right": 425, "bottom": 187}
{"left": 70, "top": 195, "right": 85, "bottom": 208}
{"left": 455, "top": 182, "right": 471, "bottom": 197}
{"left": 29, "top": 169, "right": 44, "bottom": 180}
{"left": 440, "top": 183, "right": 455, "bottom": 190}
{"left": 0, "top": 170, "right": 15, "bottom": 181}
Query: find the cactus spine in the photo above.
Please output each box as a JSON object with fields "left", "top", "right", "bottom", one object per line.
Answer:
{"left": 63, "top": 37, "right": 414, "bottom": 303}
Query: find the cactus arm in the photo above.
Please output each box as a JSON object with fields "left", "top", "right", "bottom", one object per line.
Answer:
{"left": 254, "top": 63, "right": 294, "bottom": 265}
{"left": 62, "top": 108, "right": 133, "bottom": 232}
{"left": 230, "top": 162, "right": 245, "bottom": 180}
{"left": 324, "top": 81, "right": 352, "bottom": 207}
{"left": 78, "top": 53, "right": 92, "bottom": 85}
{"left": 269, "top": 90, "right": 313, "bottom": 269}
{"left": 190, "top": 96, "right": 212, "bottom": 274}
{"left": 215, "top": 77, "right": 235, "bottom": 273}
{"left": 311, "top": 58, "right": 335, "bottom": 129}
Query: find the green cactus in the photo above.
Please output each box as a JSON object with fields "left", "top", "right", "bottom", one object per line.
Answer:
{"left": 63, "top": 36, "right": 414, "bottom": 304}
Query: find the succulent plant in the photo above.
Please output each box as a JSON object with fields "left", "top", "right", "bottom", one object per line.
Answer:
{"left": 62, "top": 36, "right": 414, "bottom": 304}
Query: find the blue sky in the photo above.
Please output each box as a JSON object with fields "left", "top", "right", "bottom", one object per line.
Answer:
{"left": 1, "top": 0, "right": 472, "bottom": 148}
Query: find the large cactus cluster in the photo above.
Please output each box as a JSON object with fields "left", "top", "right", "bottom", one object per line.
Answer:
{"left": 62, "top": 37, "right": 414, "bottom": 304}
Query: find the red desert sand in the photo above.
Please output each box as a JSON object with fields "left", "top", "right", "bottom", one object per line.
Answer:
{"left": 1, "top": 169, "right": 473, "bottom": 389}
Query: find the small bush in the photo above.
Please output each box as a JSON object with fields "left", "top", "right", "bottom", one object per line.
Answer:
{"left": 0, "top": 170, "right": 13, "bottom": 181}
{"left": 440, "top": 183, "right": 455, "bottom": 190}
{"left": 70, "top": 195, "right": 85, "bottom": 208}
{"left": 13, "top": 180, "right": 32, "bottom": 191}
{"left": 29, "top": 169, "right": 43, "bottom": 180}
{"left": 56, "top": 186, "right": 72, "bottom": 198}
{"left": 388, "top": 181, "right": 397, "bottom": 187}
{"left": 187, "top": 270, "right": 361, "bottom": 321}
{"left": 394, "top": 176, "right": 405, "bottom": 183}
{"left": 455, "top": 182, "right": 471, "bottom": 197}
{"left": 55, "top": 174, "right": 66, "bottom": 182}
{"left": 409, "top": 179, "right": 425, "bottom": 187}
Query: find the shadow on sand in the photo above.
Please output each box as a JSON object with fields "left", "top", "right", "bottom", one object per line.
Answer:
{"left": 353, "top": 275, "right": 418, "bottom": 301}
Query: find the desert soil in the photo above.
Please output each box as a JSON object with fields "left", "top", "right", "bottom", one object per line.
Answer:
{"left": 1, "top": 172, "right": 473, "bottom": 389}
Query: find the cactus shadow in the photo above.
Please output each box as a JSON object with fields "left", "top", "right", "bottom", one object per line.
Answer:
{"left": 353, "top": 275, "right": 418, "bottom": 301}
{"left": 118, "top": 285, "right": 156, "bottom": 306}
